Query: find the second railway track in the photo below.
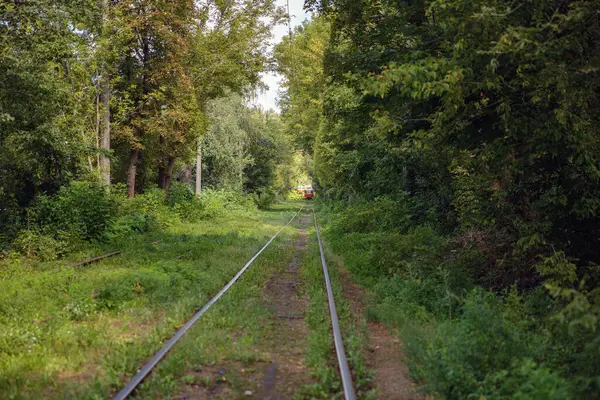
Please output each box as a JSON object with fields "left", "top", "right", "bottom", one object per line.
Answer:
{"left": 313, "top": 210, "right": 357, "bottom": 400}
{"left": 112, "top": 205, "right": 357, "bottom": 400}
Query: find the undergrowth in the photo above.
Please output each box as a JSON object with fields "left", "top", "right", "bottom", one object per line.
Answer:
{"left": 0, "top": 181, "right": 293, "bottom": 399}
{"left": 317, "top": 198, "right": 600, "bottom": 399}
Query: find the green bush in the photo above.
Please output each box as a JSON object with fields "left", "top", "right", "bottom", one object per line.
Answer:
{"left": 475, "top": 358, "right": 572, "bottom": 400}
{"left": 286, "top": 190, "right": 304, "bottom": 200}
{"left": 175, "top": 189, "right": 257, "bottom": 221}
{"left": 0, "top": 190, "right": 22, "bottom": 249}
{"left": 107, "top": 213, "right": 154, "bottom": 239}
{"left": 326, "top": 224, "right": 450, "bottom": 288}
{"left": 123, "top": 188, "right": 179, "bottom": 228}
{"left": 329, "top": 196, "right": 414, "bottom": 234}
{"left": 12, "top": 229, "right": 67, "bottom": 261}
{"left": 166, "top": 181, "right": 194, "bottom": 206}
{"left": 392, "top": 287, "right": 577, "bottom": 399}
{"left": 31, "top": 181, "right": 117, "bottom": 241}
{"left": 317, "top": 201, "right": 596, "bottom": 399}
{"left": 252, "top": 187, "right": 277, "bottom": 209}
{"left": 374, "top": 276, "right": 449, "bottom": 320}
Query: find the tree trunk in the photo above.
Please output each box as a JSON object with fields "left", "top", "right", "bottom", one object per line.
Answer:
{"left": 100, "top": 75, "right": 111, "bottom": 185}
{"left": 164, "top": 157, "right": 176, "bottom": 192}
{"left": 181, "top": 164, "right": 192, "bottom": 184}
{"left": 127, "top": 149, "right": 139, "bottom": 198}
{"left": 195, "top": 140, "right": 202, "bottom": 196}
{"left": 99, "top": 0, "right": 111, "bottom": 186}
{"left": 158, "top": 164, "right": 166, "bottom": 189}
{"left": 157, "top": 136, "right": 166, "bottom": 189}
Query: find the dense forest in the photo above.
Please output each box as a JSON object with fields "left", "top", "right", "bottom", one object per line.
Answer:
{"left": 0, "top": 0, "right": 311, "bottom": 249}
{"left": 277, "top": 0, "right": 600, "bottom": 398}
{"left": 3, "top": 0, "right": 600, "bottom": 398}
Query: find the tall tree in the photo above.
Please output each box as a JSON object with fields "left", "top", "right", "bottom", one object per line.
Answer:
{"left": 189, "top": 0, "right": 283, "bottom": 195}
{"left": 275, "top": 18, "right": 329, "bottom": 154}
{"left": 99, "top": 0, "right": 111, "bottom": 186}
{"left": 0, "top": 0, "right": 100, "bottom": 233}
{"left": 110, "top": 0, "right": 197, "bottom": 197}
{"left": 303, "top": 0, "right": 600, "bottom": 283}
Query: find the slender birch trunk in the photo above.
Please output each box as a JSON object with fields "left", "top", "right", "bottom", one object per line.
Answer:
{"left": 195, "top": 140, "right": 202, "bottom": 196}
{"left": 99, "top": 0, "right": 111, "bottom": 186}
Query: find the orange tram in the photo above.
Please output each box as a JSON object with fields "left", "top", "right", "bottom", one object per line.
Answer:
{"left": 296, "top": 185, "right": 315, "bottom": 200}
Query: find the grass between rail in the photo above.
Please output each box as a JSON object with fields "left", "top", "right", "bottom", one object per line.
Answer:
{"left": 0, "top": 202, "right": 301, "bottom": 399}
{"left": 129, "top": 220, "right": 300, "bottom": 399}
{"left": 298, "top": 216, "right": 375, "bottom": 399}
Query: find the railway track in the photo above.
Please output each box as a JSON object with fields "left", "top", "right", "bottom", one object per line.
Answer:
{"left": 313, "top": 210, "right": 357, "bottom": 400}
{"left": 113, "top": 206, "right": 356, "bottom": 400}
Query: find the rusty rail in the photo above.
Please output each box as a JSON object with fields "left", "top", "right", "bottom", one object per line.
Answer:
{"left": 68, "top": 251, "right": 121, "bottom": 267}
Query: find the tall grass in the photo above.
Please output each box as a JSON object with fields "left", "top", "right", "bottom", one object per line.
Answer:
{"left": 0, "top": 181, "right": 287, "bottom": 399}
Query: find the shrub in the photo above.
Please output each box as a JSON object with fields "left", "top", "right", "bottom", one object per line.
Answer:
{"left": 329, "top": 196, "right": 414, "bottom": 234}
{"left": 286, "top": 190, "right": 304, "bottom": 200}
{"left": 107, "top": 213, "right": 154, "bottom": 239}
{"left": 124, "top": 188, "right": 179, "bottom": 228}
{"left": 166, "top": 181, "right": 194, "bottom": 206}
{"left": 252, "top": 187, "right": 277, "bottom": 209}
{"left": 31, "top": 181, "right": 117, "bottom": 241}
{"left": 475, "top": 358, "right": 572, "bottom": 399}
{"left": 374, "top": 276, "right": 450, "bottom": 320}
{"left": 12, "top": 229, "right": 67, "bottom": 261}
{"left": 319, "top": 199, "right": 596, "bottom": 399}
{"left": 409, "top": 289, "right": 552, "bottom": 398}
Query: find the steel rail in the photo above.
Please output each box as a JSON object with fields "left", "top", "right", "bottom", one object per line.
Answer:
{"left": 68, "top": 251, "right": 121, "bottom": 267}
{"left": 313, "top": 210, "right": 357, "bottom": 400}
{"left": 113, "top": 206, "right": 305, "bottom": 400}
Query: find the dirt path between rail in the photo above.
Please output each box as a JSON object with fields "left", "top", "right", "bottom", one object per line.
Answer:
{"left": 172, "top": 211, "right": 314, "bottom": 400}
{"left": 258, "top": 211, "right": 314, "bottom": 399}
{"left": 340, "top": 271, "right": 424, "bottom": 400}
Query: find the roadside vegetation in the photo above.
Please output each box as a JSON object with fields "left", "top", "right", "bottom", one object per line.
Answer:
{"left": 0, "top": 190, "right": 299, "bottom": 399}
{"left": 277, "top": 1, "right": 600, "bottom": 398}
{"left": 4, "top": 0, "right": 600, "bottom": 398}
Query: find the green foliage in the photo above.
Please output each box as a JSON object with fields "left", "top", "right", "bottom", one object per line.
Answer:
{"left": 319, "top": 202, "right": 600, "bottom": 398}
{"left": 0, "top": 0, "right": 282, "bottom": 239}
{"left": 31, "top": 181, "right": 117, "bottom": 241}
{"left": 276, "top": 18, "right": 330, "bottom": 154}
{"left": 166, "top": 181, "right": 195, "bottom": 207}
{"left": 122, "top": 188, "right": 179, "bottom": 229}
{"left": 412, "top": 289, "right": 544, "bottom": 397}
{"left": 0, "top": 0, "right": 97, "bottom": 228}
{"left": 107, "top": 213, "right": 154, "bottom": 238}
{"left": 200, "top": 94, "right": 292, "bottom": 196}
{"left": 201, "top": 95, "right": 254, "bottom": 191}
{"left": 3, "top": 179, "right": 262, "bottom": 261}
{"left": 173, "top": 189, "right": 257, "bottom": 222}
{"left": 328, "top": 196, "right": 415, "bottom": 234}
{"left": 0, "top": 202, "right": 299, "bottom": 398}
{"left": 294, "top": 0, "right": 600, "bottom": 286}
{"left": 252, "top": 188, "right": 277, "bottom": 210}
{"left": 12, "top": 230, "right": 67, "bottom": 261}
{"left": 281, "top": 5, "right": 600, "bottom": 396}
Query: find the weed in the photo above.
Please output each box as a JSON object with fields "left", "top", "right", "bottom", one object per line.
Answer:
{"left": 0, "top": 201, "right": 301, "bottom": 398}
